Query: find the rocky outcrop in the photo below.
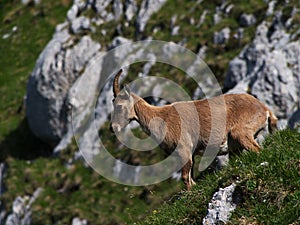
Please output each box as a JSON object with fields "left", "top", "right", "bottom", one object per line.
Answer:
{"left": 5, "top": 188, "right": 43, "bottom": 225}
{"left": 225, "top": 14, "right": 300, "bottom": 127}
{"left": 203, "top": 183, "right": 237, "bottom": 225}
{"left": 26, "top": 29, "right": 100, "bottom": 145}
{"left": 26, "top": 0, "right": 168, "bottom": 147}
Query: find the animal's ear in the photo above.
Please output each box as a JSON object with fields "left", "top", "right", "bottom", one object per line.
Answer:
{"left": 124, "top": 85, "right": 131, "bottom": 97}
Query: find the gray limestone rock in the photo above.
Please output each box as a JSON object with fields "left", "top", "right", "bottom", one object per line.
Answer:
{"left": 5, "top": 188, "right": 43, "bottom": 225}
{"left": 224, "top": 20, "right": 300, "bottom": 123}
{"left": 26, "top": 26, "right": 100, "bottom": 145}
{"left": 288, "top": 108, "right": 300, "bottom": 131}
{"left": 136, "top": 0, "right": 167, "bottom": 34}
{"left": 240, "top": 13, "right": 256, "bottom": 27}
{"left": 224, "top": 58, "right": 247, "bottom": 89}
{"left": 72, "top": 217, "right": 88, "bottom": 225}
{"left": 125, "top": 0, "right": 138, "bottom": 21}
{"left": 71, "top": 16, "right": 91, "bottom": 34}
{"left": 203, "top": 183, "right": 237, "bottom": 225}
{"left": 67, "top": 5, "right": 79, "bottom": 21}
{"left": 113, "top": 0, "right": 123, "bottom": 21}
{"left": 93, "top": 0, "right": 112, "bottom": 13}
{"left": 214, "top": 27, "right": 230, "bottom": 45}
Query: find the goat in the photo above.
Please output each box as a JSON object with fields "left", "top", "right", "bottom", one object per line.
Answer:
{"left": 110, "top": 69, "right": 278, "bottom": 190}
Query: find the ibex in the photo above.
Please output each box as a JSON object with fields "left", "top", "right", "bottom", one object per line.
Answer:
{"left": 110, "top": 70, "right": 277, "bottom": 190}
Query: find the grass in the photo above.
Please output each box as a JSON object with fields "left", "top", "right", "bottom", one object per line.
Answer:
{"left": 142, "top": 129, "right": 300, "bottom": 224}
{"left": 0, "top": 0, "right": 72, "bottom": 149}
{"left": 2, "top": 148, "right": 182, "bottom": 224}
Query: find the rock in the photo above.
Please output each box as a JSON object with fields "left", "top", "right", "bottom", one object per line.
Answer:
{"left": 125, "top": 0, "right": 138, "bottom": 21}
{"left": 67, "top": 5, "right": 79, "bottom": 21}
{"left": 225, "top": 4, "right": 234, "bottom": 14}
{"left": 113, "top": 0, "right": 123, "bottom": 21}
{"left": 171, "top": 26, "right": 180, "bottom": 36}
{"left": 239, "top": 13, "right": 256, "bottom": 27}
{"left": 251, "top": 49, "right": 296, "bottom": 119}
{"left": 26, "top": 26, "right": 101, "bottom": 145}
{"left": 71, "top": 16, "right": 91, "bottom": 34}
{"left": 214, "top": 27, "right": 231, "bottom": 45}
{"left": 288, "top": 108, "right": 300, "bottom": 131}
{"left": 54, "top": 51, "right": 105, "bottom": 154}
{"left": 203, "top": 183, "right": 237, "bottom": 225}
{"left": 136, "top": 0, "right": 167, "bottom": 34}
{"left": 72, "top": 217, "right": 88, "bottom": 225}
{"left": 266, "top": 0, "right": 277, "bottom": 16}
{"left": 21, "top": 0, "right": 39, "bottom": 5}
{"left": 224, "top": 20, "right": 300, "bottom": 122}
{"left": 233, "top": 28, "right": 244, "bottom": 40}
{"left": 74, "top": 0, "right": 87, "bottom": 12}
{"left": 213, "top": 13, "right": 221, "bottom": 25}
{"left": 224, "top": 58, "right": 247, "bottom": 89}
{"left": 197, "top": 10, "right": 207, "bottom": 27}
{"left": 197, "top": 45, "right": 207, "bottom": 59}
{"left": 93, "top": 0, "right": 112, "bottom": 14}
{"left": 213, "top": 6, "right": 222, "bottom": 25}
{"left": 110, "top": 36, "right": 132, "bottom": 49}
{"left": 5, "top": 188, "right": 43, "bottom": 225}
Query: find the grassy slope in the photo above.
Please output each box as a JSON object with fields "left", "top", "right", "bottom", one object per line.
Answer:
{"left": 143, "top": 129, "right": 300, "bottom": 225}
{"left": 0, "top": 0, "right": 72, "bottom": 160}
{"left": 0, "top": 0, "right": 300, "bottom": 224}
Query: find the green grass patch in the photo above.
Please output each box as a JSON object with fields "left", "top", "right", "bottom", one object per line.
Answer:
{"left": 2, "top": 154, "right": 182, "bottom": 224}
{"left": 0, "top": 0, "right": 71, "bottom": 139}
{"left": 143, "top": 129, "right": 300, "bottom": 224}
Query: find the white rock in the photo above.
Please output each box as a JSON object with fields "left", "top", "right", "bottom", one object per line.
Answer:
{"left": 203, "top": 183, "right": 237, "bottom": 225}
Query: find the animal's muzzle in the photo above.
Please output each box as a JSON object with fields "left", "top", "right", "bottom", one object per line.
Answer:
{"left": 110, "top": 123, "right": 121, "bottom": 133}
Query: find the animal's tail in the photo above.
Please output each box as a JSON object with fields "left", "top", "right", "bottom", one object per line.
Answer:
{"left": 268, "top": 110, "right": 278, "bottom": 134}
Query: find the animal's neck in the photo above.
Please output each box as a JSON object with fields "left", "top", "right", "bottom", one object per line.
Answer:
{"left": 133, "top": 95, "right": 160, "bottom": 135}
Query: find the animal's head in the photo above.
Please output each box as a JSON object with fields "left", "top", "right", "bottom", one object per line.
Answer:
{"left": 110, "top": 69, "right": 136, "bottom": 133}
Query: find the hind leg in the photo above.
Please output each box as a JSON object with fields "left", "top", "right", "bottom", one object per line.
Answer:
{"left": 181, "top": 158, "right": 196, "bottom": 191}
{"left": 230, "top": 128, "right": 261, "bottom": 153}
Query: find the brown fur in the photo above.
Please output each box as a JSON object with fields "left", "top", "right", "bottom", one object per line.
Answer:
{"left": 110, "top": 70, "right": 278, "bottom": 190}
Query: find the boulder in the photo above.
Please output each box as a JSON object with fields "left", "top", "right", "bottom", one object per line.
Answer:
{"left": 26, "top": 27, "right": 100, "bottom": 145}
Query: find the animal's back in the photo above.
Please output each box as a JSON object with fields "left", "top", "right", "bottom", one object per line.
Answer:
{"left": 175, "top": 93, "right": 273, "bottom": 150}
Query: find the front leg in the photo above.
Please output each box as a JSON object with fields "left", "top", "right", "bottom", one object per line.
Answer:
{"left": 181, "top": 156, "right": 196, "bottom": 191}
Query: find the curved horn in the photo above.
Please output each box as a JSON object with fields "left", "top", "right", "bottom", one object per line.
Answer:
{"left": 113, "top": 69, "right": 122, "bottom": 97}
